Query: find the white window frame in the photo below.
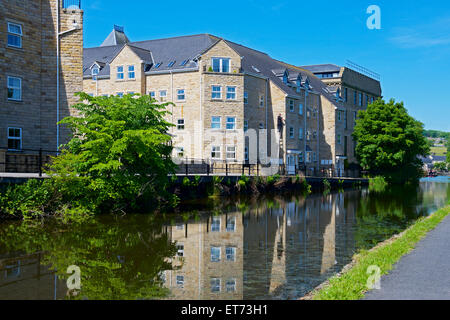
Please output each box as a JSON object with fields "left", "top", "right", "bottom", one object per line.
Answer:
{"left": 211, "top": 57, "right": 230, "bottom": 73}
{"left": 226, "top": 216, "right": 236, "bottom": 232}
{"left": 210, "top": 247, "right": 221, "bottom": 262}
{"left": 7, "top": 22, "right": 22, "bottom": 49}
{"left": 7, "top": 127, "right": 22, "bottom": 151}
{"left": 149, "top": 91, "right": 155, "bottom": 98}
{"left": 7, "top": 76, "right": 22, "bottom": 101}
{"left": 159, "top": 90, "right": 167, "bottom": 101}
{"left": 211, "top": 146, "right": 221, "bottom": 159}
{"left": 211, "top": 116, "right": 221, "bottom": 129}
{"left": 176, "top": 275, "right": 184, "bottom": 287}
{"left": 128, "top": 65, "right": 135, "bottom": 79}
{"left": 226, "top": 86, "right": 236, "bottom": 100}
{"left": 212, "top": 85, "right": 222, "bottom": 99}
{"left": 177, "top": 89, "right": 185, "bottom": 101}
{"left": 176, "top": 244, "right": 184, "bottom": 257}
{"left": 177, "top": 119, "right": 185, "bottom": 130}
{"left": 92, "top": 66, "right": 99, "bottom": 80}
{"left": 225, "top": 247, "right": 236, "bottom": 262}
{"left": 226, "top": 117, "right": 236, "bottom": 130}
{"left": 211, "top": 278, "right": 221, "bottom": 292}
{"left": 226, "top": 279, "right": 236, "bottom": 292}
{"left": 175, "top": 146, "right": 184, "bottom": 158}
{"left": 116, "top": 66, "right": 124, "bottom": 80}
{"left": 226, "top": 145, "right": 236, "bottom": 160}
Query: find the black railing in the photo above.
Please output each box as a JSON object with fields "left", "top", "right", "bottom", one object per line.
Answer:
{"left": 63, "top": 0, "right": 81, "bottom": 9}
{"left": 0, "top": 147, "right": 59, "bottom": 177}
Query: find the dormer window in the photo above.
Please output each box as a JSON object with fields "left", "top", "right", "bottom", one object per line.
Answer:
{"left": 212, "top": 58, "right": 230, "bottom": 73}
{"left": 92, "top": 66, "right": 99, "bottom": 80}
{"left": 154, "top": 62, "right": 162, "bottom": 69}
{"left": 168, "top": 61, "right": 175, "bottom": 68}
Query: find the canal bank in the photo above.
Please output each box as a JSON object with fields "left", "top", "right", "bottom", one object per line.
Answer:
{"left": 303, "top": 202, "right": 450, "bottom": 300}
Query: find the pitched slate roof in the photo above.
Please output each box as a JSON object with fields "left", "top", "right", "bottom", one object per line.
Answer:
{"left": 101, "top": 26, "right": 130, "bottom": 47}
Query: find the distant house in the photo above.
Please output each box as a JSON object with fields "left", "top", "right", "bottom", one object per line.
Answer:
{"left": 420, "top": 155, "right": 447, "bottom": 171}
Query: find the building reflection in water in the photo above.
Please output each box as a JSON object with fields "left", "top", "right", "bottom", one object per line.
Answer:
{"left": 163, "top": 191, "right": 359, "bottom": 300}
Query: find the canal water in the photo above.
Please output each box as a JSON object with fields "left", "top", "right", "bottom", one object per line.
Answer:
{"left": 0, "top": 177, "right": 448, "bottom": 300}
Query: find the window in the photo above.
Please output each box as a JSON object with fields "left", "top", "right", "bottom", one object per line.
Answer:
{"left": 149, "top": 91, "right": 155, "bottom": 98}
{"left": 299, "top": 128, "right": 303, "bottom": 140}
{"left": 176, "top": 275, "right": 184, "bottom": 288}
{"left": 180, "top": 60, "right": 188, "bottom": 66}
{"left": 154, "top": 62, "right": 162, "bottom": 69}
{"left": 168, "top": 61, "right": 175, "bottom": 67}
{"left": 289, "top": 100, "right": 295, "bottom": 112}
{"left": 313, "top": 152, "right": 317, "bottom": 162}
{"left": 344, "top": 88, "right": 348, "bottom": 102}
{"left": 306, "top": 152, "right": 312, "bottom": 163}
{"left": 283, "top": 73, "right": 288, "bottom": 84}
{"left": 226, "top": 87, "right": 236, "bottom": 100}
{"left": 211, "top": 116, "right": 221, "bottom": 129}
{"left": 211, "top": 217, "right": 221, "bottom": 231}
{"left": 211, "top": 247, "right": 221, "bottom": 262}
{"left": 7, "top": 127, "right": 22, "bottom": 150}
{"left": 354, "top": 91, "right": 357, "bottom": 105}
{"left": 117, "top": 92, "right": 123, "bottom": 97}
{"left": 259, "top": 95, "right": 265, "bottom": 108}
{"left": 289, "top": 127, "right": 294, "bottom": 139}
{"left": 244, "top": 91, "right": 248, "bottom": 104}
{"left": 7, "top": 22, "right": 22, "bottom": 48}
{"left": 365, "top": 94, "right": 369, "bottom": 106}
{"left": 177, "top": 89, "right": 185, "bottom": 100}
{"left": 359, "top": 93, "right": 363, "bottom": 107}
{"left": 243, "top": 120, "right": 248, "bottom": 132}
{"left": 244, "top": 146, "right": 249, "bottom": 161}
{"left": 337, "top": 110, "right": 342, "bottom": 121}
{"left": 211, "top": 146, "right": 221, "bottom": 159}
{"left": 226, "top": 279, "right": 236, "bottom": 292}
{"left": 127, "top": 91, "right": 135, "bottom": 95}
{"left": 226, "top": 117, "right": 236, "bottom": 130}
{"left": 92, "top": 66, "right": 99, "bottom": 80}
{"left": 212, "top": 86, "right": 222, "bottom": 99}
{"left": 117, "top": 66, "right": 124, "bottom": 80}
{"left": 211, "top": 278, "right": 221, "bottom": 293}
{"left": 7, "top": 76, "right": 22, "bottom": 101}
{"left": 226, "top": 247, "right": 236, "bottom": 262}
{"left": 313, "top": 131, "right": 317, "bottom": 140}
{"left": 176, "top": 244, "right": 184, "bottom": 257}
{"left": 299, "top": 104, "right": 303, "bottom": 115}
{"left": 159, "top": 90, "right": 167, "bottom": 101}
{"left": 128, "top": 65, "right": 135, "bottom": 79}
{"left": 337, "top": 134, "right": 342, "bottom": 144}
{"left": 212, "top": 57, "right": 230, "bottom": 73}
{"left": 354, "top": 111, "right": 358, "bottom": 125}
{"left": 259, "top": 123, "right": 264, "bottom": 129}
{"left": 298, "top": 151, "right": 304, "bottom": 163}
{"left": 306, "top": 130, "right": 311, "bottom": 141}
{"left": 175, "top": 147, "right": 184, "bottom": 158}
{"left": 226, "top": 146, "right": 236, "bottom": 160}
{"left": 177, "top": 119, "right": 185, "bottom": 130}
{"left": 226, "top": 217, "right": 236, "bottom": 232}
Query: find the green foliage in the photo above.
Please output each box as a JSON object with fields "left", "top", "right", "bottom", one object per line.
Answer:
{"left": 302, "top": 179, "right": 312, "bottom": 194}
{"left": 1, "top": 93, "right": 177, "bottom": 219}
{"left": 423, "top": 129, "right": 450, "bottom": 140}
{"left": 433, "top": 162, "right": 448, "bottom": 172}
{"left": 353, "top": 98, "right": 429, "bottom": 184}
{"left": 369, "top": 176, "right": 389, "bottom": 193}
{"left": 323, "top": 179, "right": 331, "bottom": 191}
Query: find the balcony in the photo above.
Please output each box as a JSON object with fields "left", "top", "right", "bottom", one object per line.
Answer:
{"left": 63, "top": 0, "right": 81, "bottom": 9}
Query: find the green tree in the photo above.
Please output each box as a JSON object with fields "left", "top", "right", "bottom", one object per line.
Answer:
{"left": 353, "top": 99, "right": 429, "bottom": 183}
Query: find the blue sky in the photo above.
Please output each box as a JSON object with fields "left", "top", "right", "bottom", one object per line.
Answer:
{"left": 83, "top": 0, "right": 450, "bottom": 131}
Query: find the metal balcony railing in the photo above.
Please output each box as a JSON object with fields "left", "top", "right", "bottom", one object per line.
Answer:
{"left": 63, "top": 0, "right": 81, "bottom": 9}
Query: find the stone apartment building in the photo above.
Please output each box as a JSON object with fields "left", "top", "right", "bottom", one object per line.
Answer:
{"left": 301, "top": 63, "right": 382, "bottom": 166}
{"left": 84, "top": 28, "right": 382, "bottom": 176}
{"left": 0, "top": 0, "right": 83, "bottom": 172}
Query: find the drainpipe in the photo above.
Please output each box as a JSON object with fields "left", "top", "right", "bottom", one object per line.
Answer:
{"left": 265, "top": 77, "right": 268, "bottom": 166}
{"left": 304, "top": 88, "right": 308, "bottom": 172}
{"left": 56, "top": 0, "right": 60, "bottom": 152}
{"left": 317, "top": 96, "right": 320, "bottom": 173}
{"left": 199, "top": 64, "right": 203, "bottom": 161}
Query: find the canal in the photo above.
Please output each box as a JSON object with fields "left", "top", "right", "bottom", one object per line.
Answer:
{"left": 0, "top": 177, "right": 448, "bottom": 300}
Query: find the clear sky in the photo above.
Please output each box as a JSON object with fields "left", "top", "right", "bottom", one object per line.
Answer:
{"left": 83, "top": 0, "right": 450, "bottom": 132}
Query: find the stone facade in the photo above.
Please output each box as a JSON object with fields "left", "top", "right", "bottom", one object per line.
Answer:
{"left": 0, "top": 0, "right": 83, "bottom": 172}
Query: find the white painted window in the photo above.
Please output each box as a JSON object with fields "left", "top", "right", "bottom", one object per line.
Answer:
{"left": 244, "top": 91, "right": 248, "bottom": 104}
{"left": 128, "top": 65, "right": 135, "bottom": 79}
{"left": 177, "top": 89, "right": 185, "bottom": 100}
{"left": 7, "top": 127, "right": 22, "bottom": 150}
{"left": 212, "top": 216, "right": 221, "bottom": 231}
{"left": 227, "top": 217, "right": 236, "bottom": 232}
{"left": 226, "top": 86, "right": 236, "bottom": 100}
{"left": 211, "top": 116, "right": 221, "bottom": 129}
{"left": 176, "top": 275, "right": 184, "bottom": 287}
{"left": 211, "top": 247, "right": 221, "bottom": 262}
{"left": 226, "top": 279, "right": 236, "bottom": 292}
{"left": 226, "top": 117, "right": 236, "bottom": 130}
{"left": 92, "top": 66, "right": 99, "bottom": 80}
{"left": 177, "top": 119, "right": 185, "bottom": 130}
{"left": 159, "top": 90, "right": 167, "bottom": 101}
{"left": 212, "top": 57, "right": 230, "bottom": 73}
{"left": 149, "top": 91, "right": 155, "bottom": 98}
{"left": 7, "top": 76, "right": 22, "bottom": 101}
{"left": 176, "top": 244, "right": 184, "bottom": 257}
{"left": 212, "top": 85, "right": 222, "bottom": 99}
{"left": 226, "top": 146, "right": 236, "bottom": 160}
{"left": 116, "top": 66, "right": 124, "bottom": 80}
{"left": 226, "top": 247, "right": 236, "bottom": 262}
{"left": 7, "top": 22, "right": 22, "bottom": 48}
{"left": 211, "top": 146, "right": 221, "bottom": 159}
{"left": 210, "top": 278, "right": 221, "bottom": 292}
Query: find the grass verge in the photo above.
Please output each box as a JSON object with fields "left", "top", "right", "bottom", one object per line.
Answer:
{"left": 308, "top": 204, "right": 450, "bottom": 300}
